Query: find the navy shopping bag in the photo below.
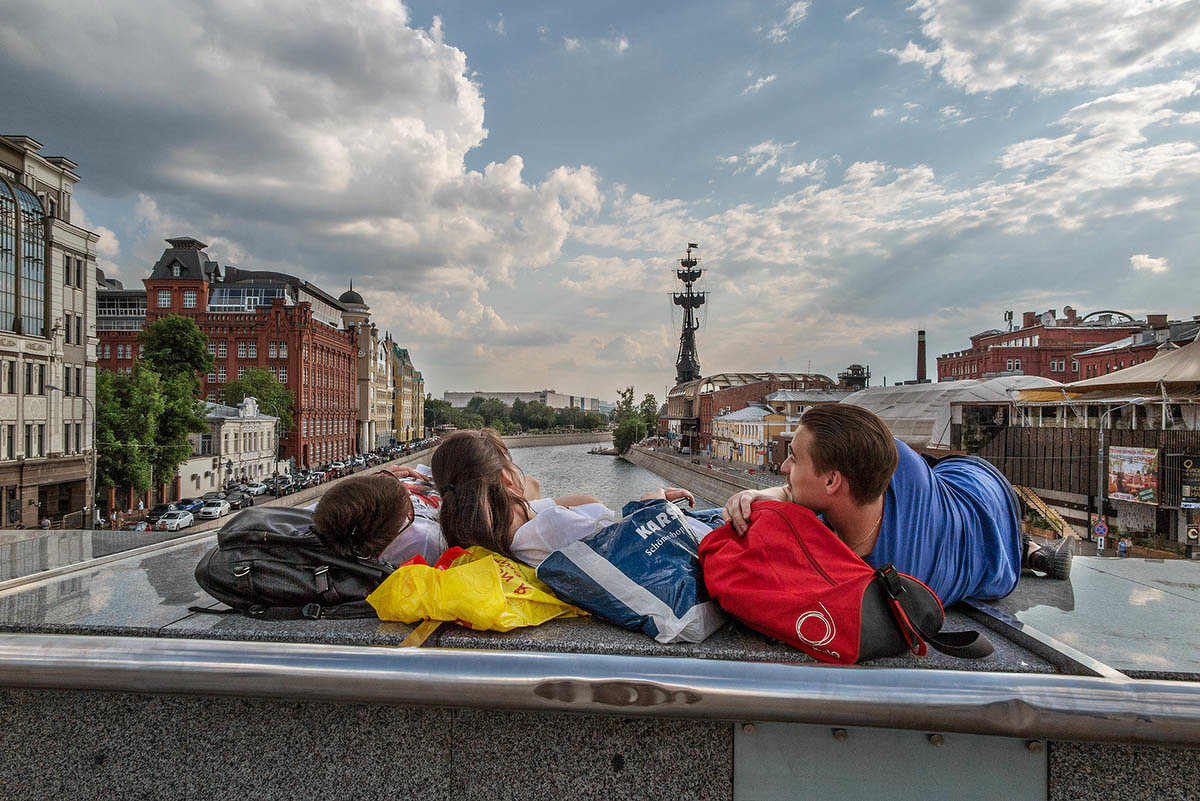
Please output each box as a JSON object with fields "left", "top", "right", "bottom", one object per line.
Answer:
{"left": 535, "top": 499, "right": 727, "bottom": 643}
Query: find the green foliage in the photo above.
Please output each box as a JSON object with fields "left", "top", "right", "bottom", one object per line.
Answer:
{"left": 95, "top": 366, "right": 164, "bottom": 492}
{"left": 152, "top": 371, "right": 210, "bottom": 484}
{"left": 639, "top": 393, "right": 659, "bottom": 429}
{"left": 615, "top": 386, "right": 636, "bottom": 421}
{"left": 224, "top": 367, "right": 295, "bottom": 431}
{"left": 614, "top": 417, "right": 647, "bottom": 455}
{"left": 138, "top": 314, "right": 213, "bottom": 386}
{"left": 424, "top": 398, "right": 455, "bottom": 428}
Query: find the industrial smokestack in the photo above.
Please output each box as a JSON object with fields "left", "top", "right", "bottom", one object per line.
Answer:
{"left": 917, "top": 330, "right": 927, "bottom": 383}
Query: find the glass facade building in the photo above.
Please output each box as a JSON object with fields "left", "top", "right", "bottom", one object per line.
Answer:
{"left": 0, "top": 177, "right": 46, "bottom": 337}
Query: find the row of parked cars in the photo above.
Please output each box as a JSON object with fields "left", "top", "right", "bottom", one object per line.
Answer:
{"left": 137, "top": 441, "right": 440, "bottom": 531}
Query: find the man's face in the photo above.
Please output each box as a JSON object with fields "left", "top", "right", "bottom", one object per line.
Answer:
{"left": 782, "top": 426, "right": 830, "bottom": 511}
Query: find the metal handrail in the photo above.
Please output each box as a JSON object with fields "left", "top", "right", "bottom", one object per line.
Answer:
{"left": 2, "top": 633, "right": 1199, "bottom": 746}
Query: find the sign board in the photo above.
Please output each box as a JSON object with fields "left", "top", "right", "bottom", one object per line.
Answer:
{"left": 1096, "top": 536, "right": 1106, "bottom": 552}
{"left": 1108, "top": 446, "right": 1159, "bottom": 505}
{"left": 1181, "top": 456, "right": 1200, "bottom": 509}
{"left": 1094, "top": 522, "right": 1108, "bottom": 537}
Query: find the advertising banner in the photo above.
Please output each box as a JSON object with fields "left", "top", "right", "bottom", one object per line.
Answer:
{"left": 1181, "top": 455, "right": 1200, "bottom": 510}
{"left": 1108, "top": 446, "right": 1160, "bottom": 505}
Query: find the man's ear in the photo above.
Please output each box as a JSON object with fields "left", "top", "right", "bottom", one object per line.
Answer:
{"left": 824, "top": 470, "right": 845, "bottom": 497}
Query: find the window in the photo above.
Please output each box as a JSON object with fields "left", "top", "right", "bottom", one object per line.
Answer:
{"left": 1006, "top": 359, "right": 1013, "bottom": 371}
{"left": 206, "top": 391, "right": 216, "bottom": 402}
{"left": 247, "top": 342, "right": 256, "bottom": 358}
{"left": 65, "top": 314, "right": 72, "bottom": 344}
{"left": 157, "top": 290, "right": 171, "bottom": 308}
{"left": 269, "top": 342, "right": 277, "bottom": 358}
{"left": 75, "top": 315, "right": 82, "bottom": 345}
{"left": 207, "top": 342, "right": 216, "bottom": 355}
{"left": 1071, "top": 359, "right": 1078, "bottom": 372}
{"left": 278, "top": 367, "right": 287, "bottom": 383}
{"left": 237, "top": 366, "right": 246, "bottom": 378}
{"left": 64, "top": 423, "right": 71, "bottom": 454}
{"left": 103, "top": 344, "right": 110, "bottom": 359}
{"left": 268, "top": 366, "right": 276, "bottom": 379}
{"left": 237, "top": 342, "right": 246, "bottom": 359}
{"left": 183, "top": 290, "right": 197, "bottom": 309}
{"left": 217, "top": 366, "right": 226, "bottom": 382}
{"left": 279, "top": 343, "right": 287, "bottom": 358}
{"left": 74, "top": 423, "right": 80, "bottom": 454}
{"left": 24, "top": 424, "right": 31, "bottom": 457}
{"left": 217, "top": 341, "right": 227, "bottom": 358}
{"left": 207, "top": 372, "right": 216, "bottom": 383}
{"left": 171, "top": 263, "right": 181, "bottom": 277}
{"left": 63, "top": 369, "right": 71, "bottom": 395}
{"left": 3, "top": 425, "right": 12, "bottom": 459}
{"left": 75, "top": 259, "right": 82, "bottom": 289}
{"left": 200, "top": 434, "right": 213, "bottom": 455}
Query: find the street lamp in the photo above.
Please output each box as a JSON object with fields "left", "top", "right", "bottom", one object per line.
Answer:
{"left": 46, "top": 384, "right": 96, "bottom": 530}
{"left": 1094, "top": 397, "right": 1147, "bottom": 541}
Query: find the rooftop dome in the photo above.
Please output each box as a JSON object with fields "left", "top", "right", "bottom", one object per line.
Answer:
{"left": 338, "top": 286, "right": 365, "bottom": 306}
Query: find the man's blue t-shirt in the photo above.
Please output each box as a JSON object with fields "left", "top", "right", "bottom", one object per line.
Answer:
{"left": 865, "top": 439, "right": 1021, "bottom": 605}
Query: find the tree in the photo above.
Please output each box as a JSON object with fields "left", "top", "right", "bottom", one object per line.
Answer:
{"left": 151, "top": 371, "right": 209, "bottom": 486}
{"left": 639, "top": 393, "right": 659, "bottom": 430}
{"left": 615, "top": 386, "right": 636, "bottom": 421}
{"left": 96, "top": 366, "right": 163, "bottom": 492}
{"left": 139, "top": 314, "right": 213, "bottom": 387}
{"left": 425, "top": 397, "right": 455, "bottom": 428}
{"left": 224, "top": 367, "right": 295, "bottom": 431}
{"left": 614, "top": 417, "right": 647, "bottom": 455}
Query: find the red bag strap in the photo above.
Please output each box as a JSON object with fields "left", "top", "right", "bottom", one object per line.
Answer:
{"left": 876, "top": 565, "right": 994, "bottom": 660}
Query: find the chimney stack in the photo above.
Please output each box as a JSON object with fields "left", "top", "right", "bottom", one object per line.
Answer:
{"left": 917, "top": 330, "right": 927, "bottom": 383}
{"left": 1022, "top": 311, "right": 1038, "bottom": 328}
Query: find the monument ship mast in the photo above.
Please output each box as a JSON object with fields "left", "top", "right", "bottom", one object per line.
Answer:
{"left": 673, "top": 242, "right": 706, "bottom": 384}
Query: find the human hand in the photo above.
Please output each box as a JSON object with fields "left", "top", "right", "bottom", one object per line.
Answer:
{"left": 383, "top": 466, "right": 425, "bottom": 481}
{"left": 721, "top": 489, "right": 772, "bottom": 536}
{"left": 663, "top": 487, "right": 695, "bottom": 507}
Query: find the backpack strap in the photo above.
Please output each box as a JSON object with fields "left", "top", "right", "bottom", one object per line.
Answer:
{"left": 186, "top": 600, "right": 378, "bottom": 620}
{"left": 876, "top": 565, "right": 994, "bottom": 660}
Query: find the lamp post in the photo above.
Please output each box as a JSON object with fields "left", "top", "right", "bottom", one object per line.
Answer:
{"left": 46, "top": 384, "right": 96, "bottom": 530}
{"left": 1094, "top": 397, "right": 1147, "bottom": 541}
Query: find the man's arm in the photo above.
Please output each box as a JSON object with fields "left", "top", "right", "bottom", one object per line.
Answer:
{"left": 639, "top": 487, "right": 696, "bottom": 506}
{"left": 721, "top": 485, "right": 791, "bottom": 535}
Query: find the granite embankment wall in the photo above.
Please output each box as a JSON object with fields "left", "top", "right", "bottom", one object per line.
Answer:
{"left": 623, "top": 446, "right": 781, "bottom": 505}
{"left": 502, "top": 432, "right": 612, "bottom": 448}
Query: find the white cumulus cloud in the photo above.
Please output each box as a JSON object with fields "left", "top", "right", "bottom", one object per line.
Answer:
{"left": 743, "top": 74, "right": 777, "bottom": 95}
{"left": 767, "top": 2, "right": 811, "bottom": 43}
{"left": 1130, "top": 254, "right": 1169, "bottom": 273}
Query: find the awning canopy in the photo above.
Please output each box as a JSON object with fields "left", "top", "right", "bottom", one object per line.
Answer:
{"left": 1065, "top": 337, "right": 1200, "bottom": 392}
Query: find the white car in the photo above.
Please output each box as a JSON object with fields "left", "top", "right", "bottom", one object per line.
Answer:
{"left": 197, "top": 500, "right": 231, "bottom": 520}
{"left": 330, "top": 461, "right": 345, "bottom": 470}
{"left": 157, "top": 510, "right": 194, "bottom": 531}
{"left": 244, "top": 482, "right": 267, "bottom": 496}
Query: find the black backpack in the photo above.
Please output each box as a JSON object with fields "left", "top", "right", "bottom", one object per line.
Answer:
{"left": 192, "top": 506, "right": 393, "bottom": 620}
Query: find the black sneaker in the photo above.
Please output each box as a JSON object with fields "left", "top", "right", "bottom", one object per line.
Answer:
{"left": 1025, "top": 537, "right": 1073, "bottom": 580}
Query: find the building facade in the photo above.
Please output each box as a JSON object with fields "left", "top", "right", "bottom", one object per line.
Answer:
{"left": 937, "top": 307, "right": 1145, "bottom": 383}
{"left": 711, "top": 406, "right": 788, "bottom": 467}
{"left": 392, "top": 346, "right": 425, "bottom": 442}
{"left": 350, "top": 319, "right": 397, "bottom": 451}
{"left": 98, "top": 238, "right": 360, "bottom": 470}
{"left": 1073, "top": 318, "right": 1200, "bottom": 379}
{"left": 0, "top": 135, "right": 99, "bottom": 527}
{"left": 179, "top": 397, "right": 281, "bottom": 497}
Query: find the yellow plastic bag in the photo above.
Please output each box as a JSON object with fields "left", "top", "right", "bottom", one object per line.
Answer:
{"left": 367, "top": 546, "right": 587, "bottom": 632}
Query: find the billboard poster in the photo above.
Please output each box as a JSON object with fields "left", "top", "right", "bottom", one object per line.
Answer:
{"left": 1108, "top": 446, "right": 1159, "bottom": 505}
{"left": 1181, "top": 455, "right": 1200, "bottom": 510}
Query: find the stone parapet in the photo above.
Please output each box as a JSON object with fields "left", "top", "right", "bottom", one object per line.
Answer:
{"left": 623, "top": 445, "right": 782, "bottom": 505}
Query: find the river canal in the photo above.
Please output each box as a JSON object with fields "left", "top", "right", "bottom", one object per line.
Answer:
{"left": 509, "top": 441, "right": 719, "bottom": 510}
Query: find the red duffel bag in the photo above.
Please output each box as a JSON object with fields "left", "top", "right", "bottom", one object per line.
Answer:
{"left": 698, "top": 499, "right": 991, "bottom": 665}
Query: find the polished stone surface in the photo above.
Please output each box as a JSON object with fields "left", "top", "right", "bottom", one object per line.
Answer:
{"left": 993, "top": 556, "right": 1200, "bottom": 676}
{"left": 0, "top": 528, "right": 1055, "bottom": 672}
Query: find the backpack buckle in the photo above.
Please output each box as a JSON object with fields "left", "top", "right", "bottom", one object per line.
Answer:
{"left": 301, "top": 603, "right": 324, "bottom": 620}
{"left": 877, "top": 564, "right": 906, "bottom": 599}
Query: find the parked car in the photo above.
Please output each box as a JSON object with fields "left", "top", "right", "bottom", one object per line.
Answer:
{"left": 202, "top": 491, "right": 228, "bottom": 502}
{"left": 175, "top": 498, "right": 205, "bottom": 514}
{"left": 244, "top": 482, "right": 267, "bottom": 496}
{"left": 119, "top": 521, "right": 150, "bottom": 531}
{"left": 225, "top": 492, "right": 251, "bottom": 510}
{"left": 197, "top": 500, "right": 231, "bottom": 519}
{"left": 157, "top": 510, "right": 194, "bottom": 531}
{"left": 329, "top": 461, "right": 345, "bottom": 471}
{"left": 146, "top": 504, "right": 177, "bottom": 524}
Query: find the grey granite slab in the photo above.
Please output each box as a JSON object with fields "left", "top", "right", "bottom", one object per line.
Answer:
{"left": 993, "top": 556, "right": 1200, "bottom": 676}
{"left": 0, "top": 688, "right": 731, "bottom": 801}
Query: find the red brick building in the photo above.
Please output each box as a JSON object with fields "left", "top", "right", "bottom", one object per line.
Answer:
{"left": 937, "top": 307, "right": 1145, "bottom": 383}
{"left": 97, "top": 238, "right": 360, "bottom": 469}
{"left": 1074, "top": 316, "right": 1200, "bottom": 379}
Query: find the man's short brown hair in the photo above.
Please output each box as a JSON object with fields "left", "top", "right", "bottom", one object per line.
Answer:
{"left": 799, "top": 404, "right": 898, "bottom": 505}
{"left": 313, "top": 473, "right": 413, "bottom": 559}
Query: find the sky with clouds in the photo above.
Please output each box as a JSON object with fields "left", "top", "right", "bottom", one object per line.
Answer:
{"left": 3, "top": 0, "right": 1199, "bottom": 402}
